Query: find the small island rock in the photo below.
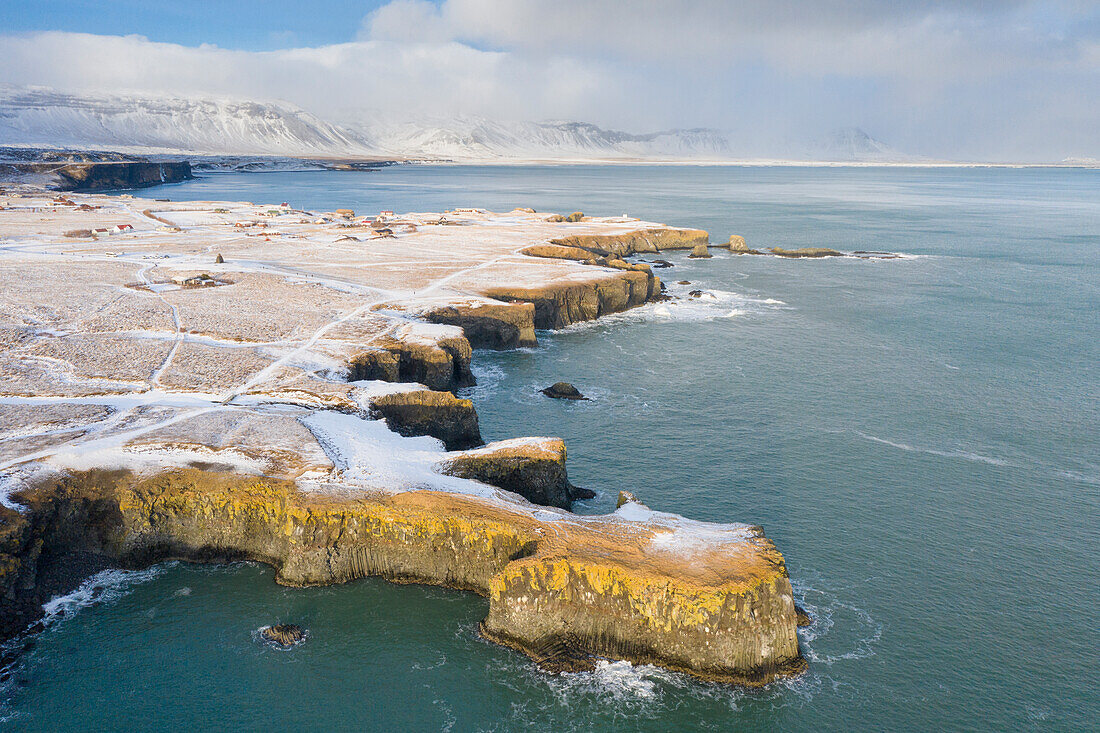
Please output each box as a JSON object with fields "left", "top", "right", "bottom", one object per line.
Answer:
{"left": 688, "top": 244, "right": 712, "bottom": 258}
{"left": 261, "top": 624, "right": 305, "bottom": 646}
{"left": 541, "top": 382, "right": 586, "bottom": 400}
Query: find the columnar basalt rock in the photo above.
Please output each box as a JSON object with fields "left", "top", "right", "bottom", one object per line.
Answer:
{"left": 438, "top": 438, "right": 586, "bottom": 508}
{"left": 418, "top": 302, "right": 537, "bottom": 349}
{"left": 349, "top": 328, "right": 474, "bottom": 392}
{"left": 1, "top": 469, "right": 804, "bottom": 685}
{"left": 367, "top": 389, "right": 482, "bottom": 450}
{"left": 485, "top": 269, "right": 655, "bottom": 329}
{"left": 0, "top": 195, "right": 806, "bottom": 687}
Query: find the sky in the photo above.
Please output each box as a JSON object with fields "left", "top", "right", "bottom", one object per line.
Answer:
{"left": 0, "top": 0, "right": 1097, "bottom": 161}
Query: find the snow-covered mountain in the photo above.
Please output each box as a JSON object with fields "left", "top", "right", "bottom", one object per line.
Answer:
{"left": 353, "top": 116, "right": 733, "bottom": 160}
{"left": 0, "top": 86, "right": 915, "bottom": 163}
{"left": 803, "top": 128, "right": 916, "bottom": 163}
{"left": 0, "top": 86, "right": 376, "bottom": 157}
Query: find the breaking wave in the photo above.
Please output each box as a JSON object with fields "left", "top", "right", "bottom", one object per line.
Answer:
{"left": 558, "top": 285, "right": 790, "bottom": 333}
{"left": 40, "top": 566, "right": 168, "bottom": 629}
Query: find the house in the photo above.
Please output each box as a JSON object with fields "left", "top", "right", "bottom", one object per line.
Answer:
{"left": 92, "top": 227, "right": 110, "bottom": 236}
{"left": 112, "top": 224, "right": 134, "bottom": 233}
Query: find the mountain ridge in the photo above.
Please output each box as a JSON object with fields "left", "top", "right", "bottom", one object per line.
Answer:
{"left": 1, "top": 85, "right": 918, "bottom": 163}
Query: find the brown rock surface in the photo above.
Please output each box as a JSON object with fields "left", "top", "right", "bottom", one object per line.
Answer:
{"left": 2, "top": 468, "right": 804, "bottom": 685}
{"left": 368, "top": 389, "right": 482, "bottom": 450}
{"left": 771, "top": 247, "right": 843, "bottom": 258}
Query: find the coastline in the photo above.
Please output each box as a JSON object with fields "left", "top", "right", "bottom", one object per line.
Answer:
{"left": 0, "top": 188, "right": 806, "bottom": 685}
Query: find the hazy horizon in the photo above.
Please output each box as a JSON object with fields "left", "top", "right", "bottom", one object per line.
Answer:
{"left": 1, "top": 1, "right": 1097, "bottom": 162}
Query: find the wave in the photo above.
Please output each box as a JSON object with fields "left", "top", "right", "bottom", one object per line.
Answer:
{"left": 792, "top": 577, "right": 883, "bottom": 665}
{"left": 558, "top": 286, "right": 790, "bottom": 333}
{"left": 855, "top": 431, "right": 1010, "bottom": 467}
{"left": 39, "top": 566, "right": 168, "bottom": 629}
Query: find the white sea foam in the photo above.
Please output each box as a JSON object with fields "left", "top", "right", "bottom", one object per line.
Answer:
{"left": 40, "top": 566, "right": 167, "bottom": 628}
{"left": 792, "top": 577, "right": 883, "bottom": 665}
{"left": 559, "top": 286, "right": 789, "bottom": 332}
{"left": 855, "top": 431, "right": 1010, "bottom": 467}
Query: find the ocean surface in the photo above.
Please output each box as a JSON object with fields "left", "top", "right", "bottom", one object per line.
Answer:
{"left": 2, "top": 165, "right": 1097, "bottom": 731}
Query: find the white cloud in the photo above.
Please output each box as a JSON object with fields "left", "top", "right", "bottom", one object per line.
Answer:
{"left": 0, "top": 0, "right": 1096, "bottom": 160}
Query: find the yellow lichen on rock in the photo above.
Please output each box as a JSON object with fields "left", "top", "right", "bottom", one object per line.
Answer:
{"left": 8, "top": 466, "right": 804, "bottom": 684}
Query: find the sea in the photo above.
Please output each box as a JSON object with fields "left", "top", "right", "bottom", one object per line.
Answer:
{"left": 2, "top": 165, "right": 1097, "bottom": 731}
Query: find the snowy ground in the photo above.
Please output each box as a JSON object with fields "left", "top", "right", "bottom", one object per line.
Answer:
{"left": 0, "top": 188, "right": 770, "bottom": 569}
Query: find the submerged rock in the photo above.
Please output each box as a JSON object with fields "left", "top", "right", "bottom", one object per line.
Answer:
{"left": 541, "top": 382, "right": 586, "bottom": 400}
{"left": 649, "top": 259, "right": 675, "bottom": 268}
{"left": 261, "top": 624, "right": 306, "bottom": 646}
{"left": 770, "top": 247, "right": 843, "bottom": 258}
{"left": 688, "top": 244, "right": 712, "bottom": 258}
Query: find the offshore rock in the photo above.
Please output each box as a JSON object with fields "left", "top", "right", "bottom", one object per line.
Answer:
{"left": 688, "top": 244, "right": 712, "bottom": 258}
{"left": 729, "top": 235, "right": 765, "bottom": 255}
{"left": 439, "top": 438, "right": 581, "bottom": 508}
{"left": 549, "top": 228, "right": 709, "bottom": 258}
{"left": 771, "top": 247, "right": 843, "bottom": 258}
{"left": 616, "top": 491, "right": 644, "bottom": 509}
{"left": 261, "top": 624, "right": 306, "bottom": 646}
{"left": 541, "top": 382, "right": 586, "bottom": 400}
{"left": 368, "top": 389, "right": 483, "bottom": 450}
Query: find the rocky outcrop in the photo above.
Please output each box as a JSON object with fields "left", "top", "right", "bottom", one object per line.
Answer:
{"left": 520, "top": 244, "right": 599, "bottom": 262}
{"left": 549, "top": 228, "right": 709, "bottom": 258}
{"left": 368, "top": 389, "right": 482, "bottom": 450}
{"left": 438, "top": 438, "right": 589, "bottom": 508}
{"left": 481, "top": 542, "right": 804, "bottom": 685}
{"left": 485, "top": 270, "right": 657, "bottom": 329}
{"left": 541, "top": 382, "right": 586, "bottom": 400}
{"left": 260, "top": 624, "right": 306, "bottom": 646}
{"left": 728, "top": 235, "right": 765, "bottom": 255}
{"left": 1, "top": 467, "right": 801, "bottom": 684}
{"left": 349, "top": 327, "right": 474, "bottom": 392}
{"left": 13, "top": 161, "right": 196, "bottom": 191}
{"left": 418, "top": 302, "right": 537, "bottom": 349}
{"left": 770, "top": 247, "right": 843, "bottom": 258}
{"left": 688, "top": 244, "right": 712, "bottom": 258}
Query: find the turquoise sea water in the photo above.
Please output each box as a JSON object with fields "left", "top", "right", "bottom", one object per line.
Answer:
{"left": 2, "top": 166, "right": 1097, "bottom": 731}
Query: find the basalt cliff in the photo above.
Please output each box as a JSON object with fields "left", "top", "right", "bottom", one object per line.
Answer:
{"left": 0, "top": 192, "right": 804, "bottom": 684}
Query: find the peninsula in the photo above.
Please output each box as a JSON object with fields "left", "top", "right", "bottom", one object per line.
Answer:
{"left": 0, "top": 190, "right": 805, "bottom": 685}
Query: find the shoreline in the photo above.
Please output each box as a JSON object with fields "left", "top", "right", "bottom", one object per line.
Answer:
{"left": 0, "top": 188, "right": 805, "bottom": 684}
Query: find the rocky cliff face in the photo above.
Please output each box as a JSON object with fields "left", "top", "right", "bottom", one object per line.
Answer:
{"left": 1, "top": 468, "right": 804, "bottom": 685}
{"left": 486, "top": 270, "right": 656, "bottom": 329}
{"left": 439, "top": 438, "right": 585, "bottom": 508}
{"left": 2, "top": 160, "right": 194, "bottom": 191}
{"left": 368, "top": 389, "right": 482, "bottom": 450}
{"left": 418, "top": 302, "right": 537, "bottom": 349}
{"left": 348, "top": 326, "right": 474, "bottom": 392}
